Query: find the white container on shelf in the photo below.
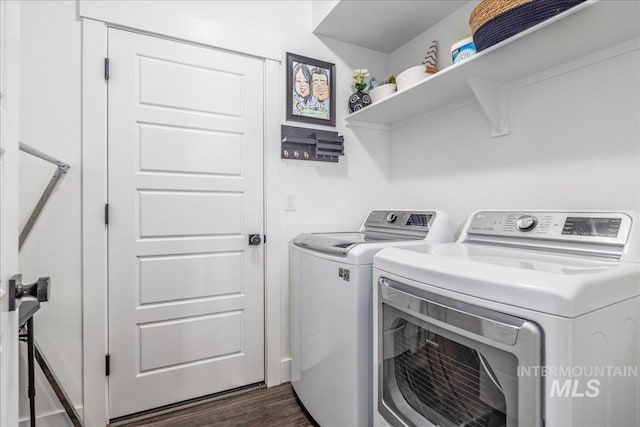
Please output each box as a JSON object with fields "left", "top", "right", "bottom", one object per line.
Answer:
{"left": 396, "top": 64, "right": 429, "bottom": 91}
{"left": 451, "top": 36, "right": 476, "bottom": 64}
{"left": 369, "top": 83, "right": 397, "bottom": 103}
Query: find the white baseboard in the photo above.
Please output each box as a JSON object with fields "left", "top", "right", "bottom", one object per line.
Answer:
{"left": 280, "top": 357, "right": 291, "bottom": 383}
{"left": 19, "top": 407, "right": 83, "bottom": 427}
{"left": 19, "top": 410, "right": 71, "bottom": 427}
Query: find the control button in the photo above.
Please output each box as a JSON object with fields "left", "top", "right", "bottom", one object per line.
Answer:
{"left": 386, "top": 213, "right": 398, "bottom": 223}
{"left": 516, "top": 215, "right": 538, "bottom": 232}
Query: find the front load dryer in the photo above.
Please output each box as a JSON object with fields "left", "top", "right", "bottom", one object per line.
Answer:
{"left": 373, "top": 210, "right": 640, "bottom": 427}
{"left": 291, "top": 210, "right": 454, "bottom": 427}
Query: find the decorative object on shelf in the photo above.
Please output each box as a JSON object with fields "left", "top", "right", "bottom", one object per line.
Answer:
{"left": 368, "top": 78, "right": 379, "bottom": 90}
{"left": 451, "top": 36, "right": 477, "bottom": 64}
{"left": 349, "top": 69, "right": 372, "bottom": 113}
{"left": 286, "top": 52, "right": 336, "bottom": 127}
{"left": 369, "top": 74, "right": 397, "bottom": 104}
{"left": 422, "top": 40, "right": 439, "bottom": 73}
{"left": 396, "top": 65, "right": 430, "bottom": 91}
{"left": 470, "top": 0, "right": 586, "bottom": 52}
{"left": 281, "top": 125, "right": 344, "bottom": 163}
{"left": 349, "top": 91, "right": 372, "bottom": 112}
{"left": 369, "top": 83, "right": 397, "bottom": 104}
{"left": 351, "top": 68, "right": 370, "bottom": 92}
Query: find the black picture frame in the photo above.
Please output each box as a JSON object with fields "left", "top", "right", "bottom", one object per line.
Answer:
{"left": 286, "top": 52, "right": 336, "bottom": 127}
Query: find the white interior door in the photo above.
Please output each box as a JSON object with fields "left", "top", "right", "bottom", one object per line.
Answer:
{"left": 0, "top": 1, "right": 20, "bottom": 425}
{"left": 107, "top": 28, "right": 265, "bottom": 418}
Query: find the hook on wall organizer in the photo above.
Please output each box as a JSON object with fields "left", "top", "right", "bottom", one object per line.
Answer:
{"left": 281, "top": 125, "right": 344, "bottom": 163}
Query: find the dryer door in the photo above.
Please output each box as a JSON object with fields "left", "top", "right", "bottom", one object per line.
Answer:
{"left": 377, "top": 277, "right": 543, "bottom": 427}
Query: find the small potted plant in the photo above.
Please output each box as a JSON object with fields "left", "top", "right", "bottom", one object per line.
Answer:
{"left": 352, "top": 68, "right": 369, "bottom": 92}
{"left": 369, "top": 74, "right": 397, "bottom": 104}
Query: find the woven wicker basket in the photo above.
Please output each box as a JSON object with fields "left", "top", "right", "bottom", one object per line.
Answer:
{"left": 470, "top": 0, "right": 586, "bottom": 52}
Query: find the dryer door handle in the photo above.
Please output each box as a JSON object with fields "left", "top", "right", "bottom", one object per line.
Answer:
{"left": 379, "top": 276, "right": 523, "bottom": 345}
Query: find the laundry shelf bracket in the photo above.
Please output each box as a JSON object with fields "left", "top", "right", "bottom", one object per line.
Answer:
{"left": 467, "top": 78, "right": 509, "bottom": 137}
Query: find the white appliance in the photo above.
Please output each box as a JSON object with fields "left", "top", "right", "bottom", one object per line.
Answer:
{"left": 291, "top": 210, "right": 454, "bottom": 427}
{"left": 373, "top": 210, "right": 640, "bottom": 427}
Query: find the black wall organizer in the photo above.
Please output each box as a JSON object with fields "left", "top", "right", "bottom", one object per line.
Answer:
{"left": 281, "top": 125, "right": 344, "bottom": 163}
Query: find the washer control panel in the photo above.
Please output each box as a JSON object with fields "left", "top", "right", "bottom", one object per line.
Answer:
{"left": 365, "top": 210, "right": 434, "bottom": 230}
{"left": 467, "top": 211, "right": 632, "bottom": 245}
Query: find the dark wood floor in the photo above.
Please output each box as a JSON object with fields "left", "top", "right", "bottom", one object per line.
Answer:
{"left": 110, "top": 383, "right": 317, "bottom": 427}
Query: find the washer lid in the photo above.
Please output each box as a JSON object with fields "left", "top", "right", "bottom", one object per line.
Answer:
{"left": 374, "top": 243, "right": 640, "bottom": 318}
{"left": 293, "top": 231, "right": 414, "bottom": 256}
{"left": 292, "top": 209, "right": 454, "bottom": 257}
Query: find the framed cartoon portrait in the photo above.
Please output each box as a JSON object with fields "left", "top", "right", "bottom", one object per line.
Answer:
{"left": 286, "top": 52, "right": 336, "bottom": 127}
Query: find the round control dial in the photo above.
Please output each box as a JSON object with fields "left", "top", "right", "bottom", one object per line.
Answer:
{"left": 386, "top": 213, "right": 398, "bottom": 223}
{"left": 516, "top": 215, "right": 538, "bottom": 232}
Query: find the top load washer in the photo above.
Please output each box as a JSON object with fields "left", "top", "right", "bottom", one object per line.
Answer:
{"left": 373, "top": 210, "right": 640, "bottom": 427}
{"left": 291, "top": 210, "right": 454, "bottom": 427}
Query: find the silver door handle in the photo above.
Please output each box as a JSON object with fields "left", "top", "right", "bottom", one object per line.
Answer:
{"left": 249, "top": 234, "right": 262, "bottom": 246}
{"left": 8, "top": 274, "right": 50, "bottom": 311}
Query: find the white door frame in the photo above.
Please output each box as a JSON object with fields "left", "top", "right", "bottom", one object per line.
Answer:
{"left": 80, "top": 4, "right": 282, "bottom": 425}
{"left": 0, "top": 1, "right": 21, "bottom": 425}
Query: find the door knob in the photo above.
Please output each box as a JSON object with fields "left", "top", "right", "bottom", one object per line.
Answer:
{"left": 248, "top": 234, "right": 262, "bottom": 246}
{"left": 8, "top": 274, "right": 50, "bottom": 311}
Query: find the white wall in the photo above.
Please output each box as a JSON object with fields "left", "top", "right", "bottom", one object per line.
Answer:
{"left": 18, "top": 0, "right": 391, "bottom": 421}
{"left": 385, "top": 1, "right": 639, "bottom": 229}
{"left": 312, "top": 0, "right": 340, "bottom": 29}
{"left": 388, "top": 1, "right": 480, "bottom": 77}
{"left": 19, "top": 0, "right": 82, "bottom": 422}
{"left": 387, "top": 47, "right": 640, "bottom": 233}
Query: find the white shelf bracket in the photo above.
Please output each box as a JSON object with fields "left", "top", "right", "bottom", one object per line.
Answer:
{"left": 467, "top": 78, "right": 509, "bottom": 137}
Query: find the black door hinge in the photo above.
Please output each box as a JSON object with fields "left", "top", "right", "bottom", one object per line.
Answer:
{"left": 106, "top": 354, "right": 111, "bottom": 376}
{"left": 104, "top": 58, "right": 110, "bottom": 81}
{"left": 105, "top": 203, "right": 109, "bottom": 225}
{"left": 263, "top": 235, "right": 266, "bottom": 244}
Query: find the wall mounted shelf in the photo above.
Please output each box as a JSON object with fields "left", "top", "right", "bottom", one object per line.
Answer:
{"left": 343, "top": 1, "right": 640, "bottom": 135}
{"left": 281, "top": 125, "right": 344, "bottom": 162}
{"left": 313, "top": 1, "right": 465, "bottom": 54}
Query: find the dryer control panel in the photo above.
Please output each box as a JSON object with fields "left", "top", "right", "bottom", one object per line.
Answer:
{"left": 465, "top": 211, "right": 632, "bottom": 248}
